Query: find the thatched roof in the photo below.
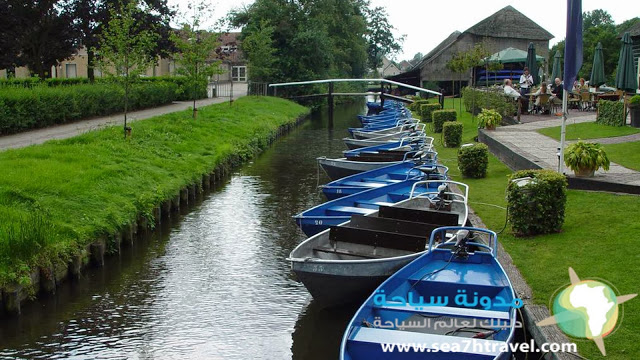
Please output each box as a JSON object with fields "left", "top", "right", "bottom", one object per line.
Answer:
{"left": 623, "top": 22, "right": 640, "bottom": 38}
{"left": 465, "top": 6, "right": 553, "bottom": 41}
{"left": 413, "top": 31, "right": 461, "bottom": 69}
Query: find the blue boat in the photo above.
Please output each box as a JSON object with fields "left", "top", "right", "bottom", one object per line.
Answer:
{"left": 340, "top": 227, "right": 517, "bottom": 360}
{"left": 322, "top": 161, "right": 446, "bottom": 200}
{"left": 343, "top": 133, "right": 431, "bottom": 151}
{"left": 294, "top": 178, "right": 446, "bottom": 237}
{"left": 289, "top": 181, "right": 470, "bottom": 307}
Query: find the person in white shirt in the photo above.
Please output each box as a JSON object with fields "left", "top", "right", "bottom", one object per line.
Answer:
{"left": 503, "top": 79, "right": 521, "bottom": 99}
{"left": 519, "top": 67, "right": 534, "bottom": 113}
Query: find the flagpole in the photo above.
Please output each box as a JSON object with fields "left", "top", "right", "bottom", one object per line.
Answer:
{"left": 559, "top": 90, "right": 568, "bottom": 174}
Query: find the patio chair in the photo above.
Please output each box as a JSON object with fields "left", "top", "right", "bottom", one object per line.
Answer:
{"left": 580, "top": 91, "right": 593, "bottom": 111}
{"left": 536, "top": 94, "right": 551, "bottom": 114}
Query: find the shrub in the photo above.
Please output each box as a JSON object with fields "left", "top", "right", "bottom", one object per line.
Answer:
{"left": 628, "top": 95, "right": 640, "bottom": 108}
{"left": 506, "top": 169, "right": 568, "bottom": 236}
{"left": 477, "top": 108, "right": 502, "bottom": 129}
{"left": 409, "top": 99, "right": 428, "bottom": 113}
{"left": 457, "top": 143, "right": 489, "bottom": 178}
{"left": 432, "top": 109, "right": 457, "bottom": 133}
{"left": 0, "top": 82, "right": 179, "bottom": 134}
{"left": 462, "top": 86, "right": 516, "bottom": 118}
{"left": 420, "top": 103, "right": 440, "bottom": 123}
{"left": 597, "top": 100, "right": 625, "bottom": 126}
{"left": 564, "top": 141, "right": 610, "bottom": 175}
{"left": 443, "top": 122, "right": 463, "bottom": 148}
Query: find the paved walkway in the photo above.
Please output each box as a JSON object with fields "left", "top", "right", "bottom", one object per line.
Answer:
{"left": 0, "top": 83, "right": 248, "bottom": 150}
{"left": 484, "top": 113, "right": 640, "bottom": 187}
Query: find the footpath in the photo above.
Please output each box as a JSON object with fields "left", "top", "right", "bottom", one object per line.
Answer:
{"left": 0, "top": 83, "right": 248, "bottom": 150}
{"left": 479, "top": 112, "right": 640, "bottom": 192}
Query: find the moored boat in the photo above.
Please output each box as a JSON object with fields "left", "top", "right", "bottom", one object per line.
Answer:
{"left": 340, "top": 226, "right": 517, "bottom": 360}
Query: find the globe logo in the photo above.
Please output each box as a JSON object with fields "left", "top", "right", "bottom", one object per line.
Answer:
{"left": 537, "top": 268, "right": 636, "bottom": 356}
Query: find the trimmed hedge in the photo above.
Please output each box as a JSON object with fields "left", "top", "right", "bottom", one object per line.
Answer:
{"left": 432, "top": 109, "right": 457, "bottom": 133}
{"left": 409, "top": 99, "right": 429, "bottom": 112}
{"left": 506, "top": 169, "right": 568, "bottom": 236}
{"left": 443, "top": 122, "right": 463, "bottom": 148}
{"left": 462, "top": 86, "right": 516, "bottom": 118}
{"left": 597, "top": 100, "right": 625, "bottom": 126}
{"left": 420, "top": 103, "right": 440, "bottom": 123}
{"left": 0, "top": 82, "right": 178, "bottom": 134}
{"left": 458, "top": 143, "right": 488, "bottom": 178}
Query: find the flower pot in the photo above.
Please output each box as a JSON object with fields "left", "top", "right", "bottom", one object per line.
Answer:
{"left": 574, "top": 167, "right": 595, "bottom": 177}
{"left": 485, "top": 124, "right": 496, "bottom": 131}
{"left": 630, "top": 106, "right": 640, "bottom": 128}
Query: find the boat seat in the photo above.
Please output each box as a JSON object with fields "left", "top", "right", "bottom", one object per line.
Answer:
{"left": 348, "top": 327, "right": 502, "bottom": 357}
{"left": 312, "top": 246, "right": 385, "bottom": 259}
{"left": 375, "top": 303, "right": 510, "bottom": 320}
{"left": 348, "top": 214, "right": 440, "bottom": 238}
{"left": 326, "top": 206, "right": 374, "bottom": 216}
{"left": 379, "top": 205, "right": 459, "bottom": 226}
{"left": 341, "top": 181, "right": 389, "bottom": 188}
{"left": 354, "top": 200, "right": 394, "bottom": 208}
{"left": 329, "top": 226, "right": 426, "bottom": 252}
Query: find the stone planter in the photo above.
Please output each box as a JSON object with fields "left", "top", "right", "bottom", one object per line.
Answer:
{"left": 574, "top": 167, "right": 595, "bottom": 177}
{"left": 630, "top": 106, "right": 640, "bottom": 128}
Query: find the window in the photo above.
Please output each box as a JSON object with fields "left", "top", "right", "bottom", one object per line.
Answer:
{"left": 66, "top": 64, "right": 77, "bottom": 78}
{"left": 232, "top": 66, "right": 247, "bottom": 82}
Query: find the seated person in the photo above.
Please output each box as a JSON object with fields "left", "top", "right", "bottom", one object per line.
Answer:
{"left": 573, "top": 77, "right": 588, "bottom": 92}
{"left": 503, "top": 79, "right": 521, "bottom": 99}
{"left": 532, "top": 82, "right": 552, "bottom": 112}
{"left": 550, "top": 78, "right": 563, "bottom": 105}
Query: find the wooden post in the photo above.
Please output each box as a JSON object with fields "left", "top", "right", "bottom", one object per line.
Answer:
{"left": 380, "top": 81, "right": 385, "bottom": 108}
{"left": 328, "top": 82, "right": 334, "bottom": 129}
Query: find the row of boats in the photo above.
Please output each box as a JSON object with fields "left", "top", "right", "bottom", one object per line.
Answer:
{"left": 287, "top": 101, "right": 518, "bottom": 359}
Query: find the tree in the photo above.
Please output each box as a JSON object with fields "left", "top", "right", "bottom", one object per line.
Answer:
{"left": 241, "top": 21, "right": 277, "bottom": 82}
{"left": 581, "top": 10, "right": 619, "bottom": 83}
{"left": 171, "top": 1, "right": 221, "bottom": 118}
{"left": 3, "top": 0, "right": 77, "bottom": 78}
{"left": 95, "top": 0, "right": 158, "bottom": 138}
{"left": 70, "top": 0, "right": 175, "bottom": 82}
{"left": 363, "top": 5, "right": 405, "bottom": 71}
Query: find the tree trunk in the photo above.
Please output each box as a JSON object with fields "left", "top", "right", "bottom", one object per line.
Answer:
{"left": 87, "top": 49, "right": 95, "bottom": 82}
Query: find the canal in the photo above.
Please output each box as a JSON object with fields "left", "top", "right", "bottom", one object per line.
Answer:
{"left": 0, "top": 102, "right": 366, "bottom": 359}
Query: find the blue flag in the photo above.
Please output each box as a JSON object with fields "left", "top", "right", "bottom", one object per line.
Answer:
{"left": 563, "top": 0, "right": 583, "bottom": 91}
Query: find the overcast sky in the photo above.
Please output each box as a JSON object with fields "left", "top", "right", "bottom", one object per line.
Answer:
{"left": 168, "top": 0, "right": 640, "bottom": 61}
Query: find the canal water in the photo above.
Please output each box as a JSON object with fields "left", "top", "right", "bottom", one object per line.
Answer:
{"left": 0, "top": 102, "right": 366, "bottom": 360}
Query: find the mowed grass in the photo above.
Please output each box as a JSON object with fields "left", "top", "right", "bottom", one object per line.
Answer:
{"left": 603, "top": 140, "right": 640, "bottom": 171}
{"left": 431, "top": 98, "right": 640, "bottom": 360}
{"left": 537, "top": 121, "right": 640, "bottom": 141}
{"left": 0, "top": 96, "right": 309, "bottom": 285}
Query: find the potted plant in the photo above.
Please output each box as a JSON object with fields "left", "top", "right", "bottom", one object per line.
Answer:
{"left": 629, "top": 95, "right": 640, "bottom": 128}
{"left": 477, "top": 108, "right": 502, "bottom": 130}
{"left": 564, "top": 141, "right": 610, "bottom": 177}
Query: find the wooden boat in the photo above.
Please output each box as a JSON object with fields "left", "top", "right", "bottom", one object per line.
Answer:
{"left": 289, "top": 181, "right": 469, "bottom": 307}
{"left": 321, "top": 161, "right": 445, "bottom": 200}
{"left": 352, "top": 122, "right": 424, "bottom": 140}
{"left": 340, "top": 227, "right": 516, "bottom": 360}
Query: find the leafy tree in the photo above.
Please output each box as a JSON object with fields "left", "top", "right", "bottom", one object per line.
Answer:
{"left": 2, "top": 0, "right": 77, "bottom": 78}
{"left": 95, "top": 0, "right": 158, "bottom": 138}
{"left": 363, "top": 5, "right": 405, "bottom": 70}
{"left": 171, "top": 1, "right": 221, "bottom": 118}
{"left": 581, "top": 10, "right": 619, "bottom": 83}
{"left": 70, "top": 0, "right": 175, "bottom": 82}
{"left": 411, "top": 52, "right": 424, "bottom": 64}
{"left": 241, "top": 21, "right": 277, "bottom": 82}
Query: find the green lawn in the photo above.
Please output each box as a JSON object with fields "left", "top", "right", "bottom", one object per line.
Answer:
{"left": 537, "top": 121, "right": 640, "bottom": 141}
{"left": 0, "top": 96, "right": 309, "bottom": 286}
{"left": 603, "top": 141, "right": 640, "bottom": 171}
{"left": 434, "top": 99, "right": 639, "bottom": 360}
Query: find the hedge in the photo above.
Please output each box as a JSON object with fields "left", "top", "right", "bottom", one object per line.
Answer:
{"left": 420, "top": 103, "right": 440, "bottom": 123}
{"left": 0, "top": 82, "right": 178, "bottom": 134}
{"left": 432, "top": 109, "right": 457, "bottom": 133}
{"left": 462, "top": 86, "right": 516, "bottom": 118}
{"left": 409, "top": 99, "right": 429, "bottom": 112}
{"left": 0, "top": 76, "right": 207, "bottom": 102}
{"left": 443, "top": 122, "right": 463, "bottom": 148}
{"left": 596, "top": 100, "right": 625, "bottom": 126}
{"left": 458, "top": 143, "right": 488, "bottom": 178}
{"left": 506, "top": 169, "right": 568, "bottom": 236}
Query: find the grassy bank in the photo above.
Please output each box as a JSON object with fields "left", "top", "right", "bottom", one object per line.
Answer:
{"left": 537, "top": 121, "right": 640, "bottom": 140}
{"left": 435, "top": 98, "right": 639, "bottom": 359}
{"left": 0, "top": 96, "right": 308, "bottom": 287}
{"left": 603, "top": 140, "right": 640, "bottom": 171}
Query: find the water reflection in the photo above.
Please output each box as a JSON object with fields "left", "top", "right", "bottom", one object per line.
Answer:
{"left": 0, "top": 102, "right": 366, "bottom": 359}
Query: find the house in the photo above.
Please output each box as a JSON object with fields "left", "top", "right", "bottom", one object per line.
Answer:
{"left": 0, "top": 31, "right": 248, "bottom": 82}
{"left": 623, "top": 22, "right": 640, "bottom": 88}
{"left": 376, "top": 56, "right": 401, "bottom": 78}
{"left": 389, "top": 5, "right": 553, "bottom": 94}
